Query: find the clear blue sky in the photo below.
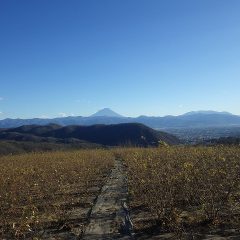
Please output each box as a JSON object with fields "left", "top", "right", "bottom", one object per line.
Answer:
{"left": 0, "top": 0, "right": 240, "bottom": 119}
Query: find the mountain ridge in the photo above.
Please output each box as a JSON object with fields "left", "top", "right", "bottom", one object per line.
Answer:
{"left": 183, "top": 111, "right": 233, "bottom": 116}
{"left": 0, "top": 123, "right": 180, "bottom": 146}
{"left": 1, "top": 110, "right": 240, "bottom": 129}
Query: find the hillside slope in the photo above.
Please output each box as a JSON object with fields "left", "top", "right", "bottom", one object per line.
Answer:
{"left": 1, "top": 123, "right": 180, "bottom": 146}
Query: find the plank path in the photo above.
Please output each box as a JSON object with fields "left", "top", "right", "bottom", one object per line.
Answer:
{"left": 82, "top": 157, "right": 133, "bottom": 239}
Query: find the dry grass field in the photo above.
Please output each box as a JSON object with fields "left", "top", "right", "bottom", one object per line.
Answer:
{"left": 1, "top": 146, "right": 240, "bottom": 239}
{"left": 0, "top": 150, "right": 114, "bottom": 239}
{"left": 118, "top": 146, "right": 240, "bottom": 238}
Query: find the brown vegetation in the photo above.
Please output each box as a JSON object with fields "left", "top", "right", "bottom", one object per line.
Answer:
{"left": 119, "top": 146, "right": 240, "bottom": 238}
{"left": 1, "top": 146, "right": 240, "bottom": 239}
{"left": 0, "top": 150, "right": 114, "bottom": 239}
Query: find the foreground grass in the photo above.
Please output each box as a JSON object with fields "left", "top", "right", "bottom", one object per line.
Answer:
{"left": 118, "top": 146, "right": 240, "bottom": 238}
{"left": 0, "top": 150, "right": 114, "bottom": 239}
{"left": 1, "top": 146, "right": 240, "bottom": 239}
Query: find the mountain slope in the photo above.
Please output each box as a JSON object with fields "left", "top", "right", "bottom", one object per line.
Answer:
{"left": 90, "top": 108, "right": 124, "bottom": 118}
{"left": 5, "top": 123, "right": 62, "bottom": 135}
{"left": 0, "top": 123, "right": 180, "bottom": 146}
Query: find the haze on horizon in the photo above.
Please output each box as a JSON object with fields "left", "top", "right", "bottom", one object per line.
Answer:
{"left": 0, "top": 0, "right": 240, "bottom": 119}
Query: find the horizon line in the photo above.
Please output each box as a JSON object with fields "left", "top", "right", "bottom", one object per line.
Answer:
{"left": 0, "top": 110, "right": 237, "bottom": 121}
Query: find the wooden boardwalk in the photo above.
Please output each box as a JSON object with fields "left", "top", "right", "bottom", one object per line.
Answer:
{"left": 83, "top": 158, "right": 133, "bottom": 239}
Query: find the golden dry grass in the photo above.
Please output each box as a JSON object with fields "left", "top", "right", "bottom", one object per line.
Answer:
{"left": 1, "top": 146, "right": 240, "bottom": 239}
{"left": 118, "top": 146, "right": 240, "bottom": 237}
{"left": 0, "top": 149, "right": 114, "bottom": 239}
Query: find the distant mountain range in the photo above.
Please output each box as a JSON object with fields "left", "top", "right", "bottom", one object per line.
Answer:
{"left": 0, "top": 123, "right": 180, "bottom": 147}
{"left": 1, "top": 109, "right": 240, "bottom": 129}
{"left": 182, "top": 111, "right": 233, "bottom": 116}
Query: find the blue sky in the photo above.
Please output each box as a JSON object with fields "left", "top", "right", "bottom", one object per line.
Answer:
{"left": 0, "top": 0, "right": 240, "bottom": 119}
